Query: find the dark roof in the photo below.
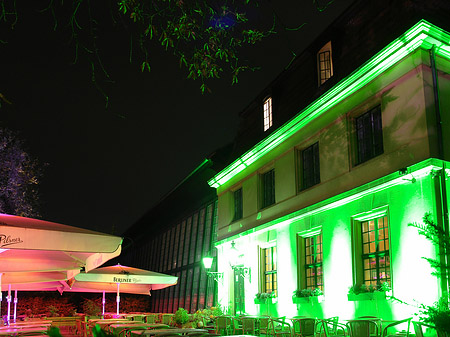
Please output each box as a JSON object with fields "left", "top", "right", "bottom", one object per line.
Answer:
{"left": 229, "top": 0, "right": 450, "bottom": 161}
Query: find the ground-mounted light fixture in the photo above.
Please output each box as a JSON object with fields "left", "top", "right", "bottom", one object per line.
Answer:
{"left": 229, "top": 241, "right": 251, "bottom": 280}
{"left": 202, "top": 256, "right": 223, "bottom": 284}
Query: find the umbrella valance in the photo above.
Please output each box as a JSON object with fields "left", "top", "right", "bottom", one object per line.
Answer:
{"left": 74, "top": 265, "right": 178, "bottom": 287}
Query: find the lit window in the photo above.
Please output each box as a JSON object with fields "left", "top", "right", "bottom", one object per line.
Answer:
{"left": 305, "top": 233, "right": 323, "bottom": 291}
{"left": 263, "top": 97, "right": 273, "bottom": 131}
{"left": 356, "top": 106, "right": 383, "bottom": 164}
{"left": 299, "top": 142, "right": 320, "bottom": 190}
{"left": 361, "top": 216, "right": 390, "bottom": 287}
{"left": 261, "top": 169, "right": 275, "bottom": 209}
{"left": 262, "top": 246, "right": 277, "bottom": 296}
{"left": 233, "top": 188, "right": 243, "bottom": 221}
{"left": 317, "top": 41, "right": 333, "bottom": 85}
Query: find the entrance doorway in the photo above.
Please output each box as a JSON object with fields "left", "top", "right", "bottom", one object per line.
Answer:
{"left": 234, "top": 269, "right": 245, "bottom": 315}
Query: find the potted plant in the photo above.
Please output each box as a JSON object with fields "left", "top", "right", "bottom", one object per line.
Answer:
{"left": 347, "top": 282, "right": 391, "bottom": 301}
{"left": 254, "top": 292, "right": 276, "bottom": 304}
{"left": 193, "top": 306, "right": 223, "bottom": 328}
{"left": 292, "top": 288, "right": 324, "bottom": 304}
{"left": 174, "top": 308, "right": 190, "bottom": 328}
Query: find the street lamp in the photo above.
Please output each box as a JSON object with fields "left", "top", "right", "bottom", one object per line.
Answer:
{"left": 202, "top": 257, "right": 223, "bottom": 284}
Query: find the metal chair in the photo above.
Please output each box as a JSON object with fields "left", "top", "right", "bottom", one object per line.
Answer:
{"left": 290, "top": 317, "right": 316, "bottom": 337}
{"left": 346, "top": 319, "right": 379, "bottom": 337}
{"left": 242, "top": 316, "right": 260, "bottom": 336}
{"left": 162, "top": 314, "right": 175, "bottom": 326}
{"left": 381, "top": 318, "right": 411, "bottom": 337}
{"left": 267, "top": 318, "right": 292, "bottom": 337}
{"left": 259, "top": 316, "right": 271, "bottom": 336}
{"left": 315, "top": 318, "right": 347, "bottom": 337}
{"left": 215, "top": 315, "right": 243, "bottom": 335}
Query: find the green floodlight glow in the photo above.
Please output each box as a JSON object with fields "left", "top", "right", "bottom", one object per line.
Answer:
{"left": 214, "top": 158, "right": 447, "bottom": 247}
{"left": 208, "top": 20, "right": 450, "bottom": 189}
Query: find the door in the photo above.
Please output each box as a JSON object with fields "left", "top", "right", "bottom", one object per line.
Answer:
{"left": 234, "top": 269, "right": 245, "bottom": 315}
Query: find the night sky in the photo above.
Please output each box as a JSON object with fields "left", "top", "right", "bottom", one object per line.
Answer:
{"left": 1, "top": 0, "right": 354, "bottom": 235}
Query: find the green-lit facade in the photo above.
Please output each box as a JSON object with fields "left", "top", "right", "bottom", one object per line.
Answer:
{"left": 209, "top": 19, "right": 450, "bottom": 321}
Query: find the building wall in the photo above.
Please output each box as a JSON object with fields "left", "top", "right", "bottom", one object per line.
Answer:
{"left": 216, "top": 159, "right": 445, "bottom": 319}
{"left": 217, "top": 49, "right": 438, "bottom": 241}
{"left": 212, "top": 21, "right": 450, "bottom": 319}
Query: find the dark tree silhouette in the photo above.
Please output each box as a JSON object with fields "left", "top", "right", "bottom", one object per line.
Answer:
{"left": 0, "top": 128, "right": 43, "bottom": 217}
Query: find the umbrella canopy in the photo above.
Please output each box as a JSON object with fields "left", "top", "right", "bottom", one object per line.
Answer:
{"left": 0, "top": 213, "right": 123, "bottom": 324}
{"left": 4, "top": 265, "right": 178, "bottom": 316}
{"left": 0, "top": 213, "right": 123, "bottom": 274}
{"left": 73, "top": 264, "right": 178, "bottom": 291}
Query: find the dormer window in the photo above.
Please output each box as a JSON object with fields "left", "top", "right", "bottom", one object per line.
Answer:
{"left": 263, "top": 96, "right": 273, "bottom": 132}
{"left": 317, "top": 41, "right": 333, "bottom": 86}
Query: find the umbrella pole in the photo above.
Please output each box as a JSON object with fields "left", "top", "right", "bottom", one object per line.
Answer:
{"left": 116, "top": 283, "right": 120, "bottom": 316}
{"left": 0, "top": 273, "right": 2, "bottom": 322}
{"left": 6, "top": 284, "right": 11, "bottom": 325}
{"left": 102, "top": 291, "right": 105, "bottom": 317}
{"left": 13, "top": 290, "right": 17, "bottom": 323}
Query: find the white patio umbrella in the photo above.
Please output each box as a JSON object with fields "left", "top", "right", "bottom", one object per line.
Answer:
{"left": 0, "top": 213, "right": 123, "bottom": 323}
{"left": 67, "top": 264, "right": 178, "bottom": 316}
{"left": 13, "top": 265, "right": 178, "bottom": 316}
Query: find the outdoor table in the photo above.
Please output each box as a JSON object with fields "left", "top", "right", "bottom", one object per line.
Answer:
{"left": 108, "top": 323, "right": 170, "bottom": 336}
{"left": 92, "top": 319, "right": 134, "bottom": 329}
{"left": 0, "top": 326, "right": 49, "bottom": 335}
{"left": 88, "top": 318, "right": 130, "bottom": 326}
{"left": 7, "top": 320, "right": 52, "bottom": 327}
{"left": 123, "top": 314, "right": 147, "bottom": 321}
{"left": 129, "top": 328, "right": 208, "bottom": 336}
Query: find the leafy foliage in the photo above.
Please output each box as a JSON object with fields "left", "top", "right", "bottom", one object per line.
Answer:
{"left": 116, "top": 0, "right": 275, "bottom": 92}
{"left": 419, "top": 297, "right": 450, "bottom": 334}
{"left": 293, "top": 287, "right": 323, "bottom": 298}
{"left": 348, "top": 282, "right": 391, "bottom": 295}
{"left": 255, "top": 291, "right": 275, "bottom": 300}
{"left": 47, "top": 327, "right": 63, "bottom": 337}
{"left": 409, "top": 212, "right": 450, "bottom": 277}
{"left": 1, "top": 0, "right": 275, "bottom": 97}
{"left": 0, "top": 128, "right": 43, "bottom": 217}
{"left": 82, "top": 298, "right": 101, "bottom": 316}
{"left": 92, "top": 325, "right": 116, "bottom": 337}
{"left": 409, "top": 212, "right": 450, "bottom": 334}
{"left": 174, "top": 307, "right": 190, "bottom": 324}
{"left": 192, "top": 306, "right": 223, "bottom": 327}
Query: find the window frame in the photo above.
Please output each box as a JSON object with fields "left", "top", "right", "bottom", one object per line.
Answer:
{"left": 298, "top": 142, "right": 320, "bottom": 191}
{"left": 263, "top": 96, "right": 273, "bottom": 132}
{"left": 317, "top": 41, "right": 333, "bottom": 86}
{"left": 260, "top": 168, "right": 275, "bottom": 209}
{"left": 260, "top": 244, "right": 277, "bottom": 296}
{"left": 232, "top": 188, "right": 243, "bottom": 221}
{"left": 297, "top": 227, "right": 323, "bottom": 292}
{"left": 354, "top": 105, "right": 384, "bottom": 165}
{"left": 351, "top": 207, "right": 392, "bottom": 288}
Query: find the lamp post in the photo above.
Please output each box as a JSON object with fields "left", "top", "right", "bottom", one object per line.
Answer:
{"left": 229, "top": 241, "right": 251, "bottom": 280}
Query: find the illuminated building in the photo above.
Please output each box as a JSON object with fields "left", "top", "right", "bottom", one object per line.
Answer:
{"left": 209, "top": 1, "right": 450, "bottom": 319}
